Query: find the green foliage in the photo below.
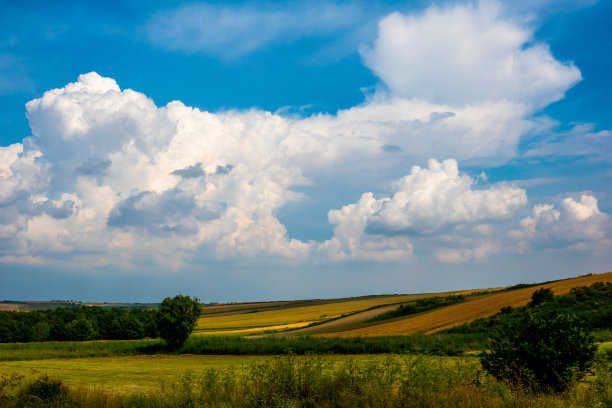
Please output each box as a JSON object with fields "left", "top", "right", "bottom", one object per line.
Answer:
{"left": 157, "top": 294, "right": 201, "bottom": 349}
{"left": 366, "top": 295, "right": 466, "bottom": 323}
{"left": 64, "top": 318, "right": 97, "bottom": 341}
{"left": 529, "top": 288, "right": 555, "bottom": 307}
{"left": 3, "top": 357, "right": 612, "bottom": 407}
{"left": 179, "top": 333, "right": 486, "bottom": 356}
{"left": 481, "top": 313, "right": 597, "bottom": 393}
{"left": 448, "top": 282, "right": 612, "bottom": 335}
{"left": 0, "top": 307, "right": 158, "bottom": 343}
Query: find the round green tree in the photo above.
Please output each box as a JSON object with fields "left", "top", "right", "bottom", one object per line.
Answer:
{"left": 481, "top": 313, "right": 596, "bottom": 393}
{"left": 157, "top": 294, "right": 201, "bottom": 349}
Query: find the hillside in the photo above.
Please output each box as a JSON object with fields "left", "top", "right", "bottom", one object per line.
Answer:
{"left": 315, "top": 272, "right": 612, "bottom": 338}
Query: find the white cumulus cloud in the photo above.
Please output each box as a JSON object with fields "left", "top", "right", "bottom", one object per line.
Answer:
{"left": 511, "top": 194, "right": 610, "bottom": 252}
{"left": 361, "top": 1, "right": 581, "bottom": 109}
{"left": 319, "top": 159, "right": 526, "bottom": 262}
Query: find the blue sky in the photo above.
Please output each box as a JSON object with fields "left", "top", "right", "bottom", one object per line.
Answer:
{"left": 0, "top": 0, "right": 610, "bottom": 302}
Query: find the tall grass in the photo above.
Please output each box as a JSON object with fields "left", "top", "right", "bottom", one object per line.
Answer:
{"left": 0, "top": 339, "right": 163, "bottom": 361}
{"left": 2, "top": 354, "right": 610, "bottom": 407}
{"left": 0, "top": 334, "right": 489, "bottom": 361}
{"left": 180, "top": 333, "right": 489, "bottom": 356}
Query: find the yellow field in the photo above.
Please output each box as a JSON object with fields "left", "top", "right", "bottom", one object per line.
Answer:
{"left": 194, "top": 291, "right": 480, "bottom": 335}
{"left": 322, "top": 272, "right": 612, "bottom": 337}
{"left": 195, "top": 321, "right": 316, "bottom": 335}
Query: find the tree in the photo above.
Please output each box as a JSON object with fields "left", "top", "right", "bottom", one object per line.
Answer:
{"left": 157, "top": 294, "right": 201, "bottom": 349}
{"left": 481, "top": 313, "right": 597, "bottom": 393}
{"left": 529, "top": 287, "right": 555, "bottom": 307}
{"left": 64, "top": 318, "right": 97, "bottom": 341}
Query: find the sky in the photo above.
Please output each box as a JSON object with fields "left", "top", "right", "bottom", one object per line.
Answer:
{"left": 0, "top": 0, "right": 611, "bottom": 302}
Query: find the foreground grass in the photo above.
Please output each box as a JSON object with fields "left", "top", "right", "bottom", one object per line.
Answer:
{"left": 1, "top": 354, "right": 610, "bottom": 407}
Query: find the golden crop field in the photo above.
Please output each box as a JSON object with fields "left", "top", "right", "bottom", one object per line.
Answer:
{"left": 322, "top": 272, "right": 612, "bottom": 338}
{"left": 194, "top": 290, "right": 482, "bottom": 335}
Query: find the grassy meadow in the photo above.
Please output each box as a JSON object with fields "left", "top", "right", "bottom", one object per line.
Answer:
{"left": 1, "top": 272, "right": 611, "bottom": 407}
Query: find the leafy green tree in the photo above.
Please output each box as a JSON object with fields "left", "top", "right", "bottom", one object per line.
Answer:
{"left": 481, "top": 313, "right": 597, "bottom": 393}
{"left": 64, "top": 318, "right": 97, "bottom": 341}
{"left": 529, "top": 287, "right": 555, "bottom": 307}
{"left": 157, "top": 294, "right": 201, "bottom": 349}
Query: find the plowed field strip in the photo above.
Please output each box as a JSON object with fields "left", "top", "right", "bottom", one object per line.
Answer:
{"left": 320, "top": 272, "right": 612, "bottom": 338}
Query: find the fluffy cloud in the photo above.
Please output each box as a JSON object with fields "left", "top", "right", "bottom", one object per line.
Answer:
{"left": 511, "top": 194, "right": 610, "bottom": 251}
{"left": 320, "top": 159, "right": 526, "bottom": 262}
{"left": 1, "top": 1, "right": 608, "bottom": 272}
{"left": 317, "top": 192, "right": 414, "bottom": 262}
{"left": 0, "top": 73, "right": 313, "bottom": 268}
{"left": 361, "top": 1, "right": 580, "bottom": 109}
{"left": 366, "top": 159, "right": 527, "bottom": 234}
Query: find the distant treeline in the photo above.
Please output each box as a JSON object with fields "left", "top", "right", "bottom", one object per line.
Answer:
{"left": 447, "top": 281, "right": 612, "bottom": 334}
{"left": 0, "top": 307, "right": 158, "bottom": 343}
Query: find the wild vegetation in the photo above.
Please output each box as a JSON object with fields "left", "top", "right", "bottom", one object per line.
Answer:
{"left": 1, "top": 354, "right": 610, "bottom": 407}
{"left": 0, "top": 273, "right": 611, "bottom": 407}
{"left": 448, "top": 281, "right": 612, "bottom": 335}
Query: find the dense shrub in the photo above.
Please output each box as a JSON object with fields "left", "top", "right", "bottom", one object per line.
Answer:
{"left": 481, "top": 313, "right": 597, "bottom": 393}
{"left": 529, "top": 288, "right": 555, "bottom": 307}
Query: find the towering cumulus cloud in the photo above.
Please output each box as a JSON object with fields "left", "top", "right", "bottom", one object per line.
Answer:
{"left": 0, "top": 1, "right": 608, "bottom": 274}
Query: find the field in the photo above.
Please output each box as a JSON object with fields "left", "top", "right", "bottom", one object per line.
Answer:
{"left": 194, "top": 290, "right": 493, "bottom": 336}
{"left": 324, "top": 272, "right": 612, "bottom": 337}
{"left": 1, "top": 272, "right": 611, "bottom": 407}
{"left": 191, "top": 272, "right": 611, "bottom": 338}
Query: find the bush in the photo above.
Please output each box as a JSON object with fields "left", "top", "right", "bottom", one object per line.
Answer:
{"left": 17, "top": 376, "right": 74, "bottom": 407}
{"left": 157, "top": 294, "right": 201, "bottom": 349}
{"left": 529, "top": 287, "right": 555, "bottom": 307}
{"left": 481, "top": 313, "right": 597, "bottom": 393}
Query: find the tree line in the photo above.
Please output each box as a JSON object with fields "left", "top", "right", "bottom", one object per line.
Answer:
{"left": 0, "top": 306, "right": 158, "bottom": 342}
{"left": 0, "top": 294, "right": 201, "bottom": 347}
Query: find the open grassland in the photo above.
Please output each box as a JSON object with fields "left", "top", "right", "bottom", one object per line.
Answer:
{"left": 1, "top": 353, "right": 610, "bottom": 407}
{"left": 195, "top": 290, "right": 486, "bottom": 335}
{"left": 0, "top": 339, "right": 162, "bottom": 361}
{"left": 322, "top": 272, "right": 612, "bottom": 337}
{"left": 0, "top": 354, "right": 269, "bottom": 394}
{"left": 0, "top": 352, "right": 478, "bottom": 394}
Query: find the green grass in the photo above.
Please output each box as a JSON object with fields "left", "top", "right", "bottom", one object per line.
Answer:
{"left": 0, "top": 339, "right": 162, "bottom": 361}
{"left": 1, "top": 354, "right": 610, "bottom": 407}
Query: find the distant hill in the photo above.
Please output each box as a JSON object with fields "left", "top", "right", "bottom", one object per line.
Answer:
{"left": 315, "top": 272, "right": 612, "bottom": 338}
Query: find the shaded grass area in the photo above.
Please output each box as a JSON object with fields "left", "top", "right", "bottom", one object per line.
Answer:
{"left": 1, "top": 354, "right": 611, "bottom": 407}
